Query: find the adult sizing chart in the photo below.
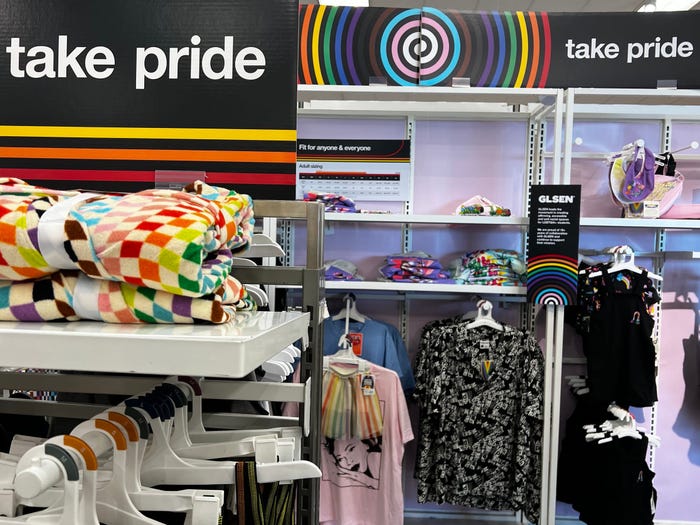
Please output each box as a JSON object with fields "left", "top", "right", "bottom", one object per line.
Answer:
{"left": 296, "top": 139, "right": 411, "bottom": 201}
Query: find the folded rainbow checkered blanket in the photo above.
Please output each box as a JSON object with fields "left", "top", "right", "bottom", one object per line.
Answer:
{"left": 0, "top": 271, "right": 247, "bottom": 324}
{"left": 0, "top": 179, "right": 254, "bottom": 297}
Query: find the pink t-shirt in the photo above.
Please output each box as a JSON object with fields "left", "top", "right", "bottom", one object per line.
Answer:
{"left": 320, "top": 363, "right": 413, "bottom": 525}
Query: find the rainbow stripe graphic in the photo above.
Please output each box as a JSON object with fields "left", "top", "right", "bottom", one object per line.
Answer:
{"left": 298, "top": 6, "right": 421, "bottom": 86}
{"left": 298, "top": 6, "right": 551, "bottom": 87}
{"left": 527, "top": 254, "right": 578, "bottom": 306}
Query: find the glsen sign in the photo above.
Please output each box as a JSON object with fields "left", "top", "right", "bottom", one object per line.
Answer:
{"left": 527, "top": 185, "right": 581, "bottom": 306}
{"left": 0, "top": 0, "right": 298, "bottom": 198}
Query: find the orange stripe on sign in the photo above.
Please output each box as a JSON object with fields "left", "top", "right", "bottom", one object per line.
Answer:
{"left": 0, "top": 147, "right": 295, "bottom": 164}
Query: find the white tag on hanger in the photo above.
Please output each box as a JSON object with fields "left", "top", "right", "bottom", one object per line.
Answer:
{"left": 479, "top": 340, "right": 490, "bottom": 350}
{"left": 361, "top": 374, "right": 375, "bottom": 396}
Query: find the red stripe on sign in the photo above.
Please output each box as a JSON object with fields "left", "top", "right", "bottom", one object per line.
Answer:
{"left": 206, "top": 172, "right": 296, "bottom": 185}
{"left": 0, "top": 169, "right": 296, "bottom": 186}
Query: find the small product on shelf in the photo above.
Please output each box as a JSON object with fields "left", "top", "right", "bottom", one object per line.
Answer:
{"left": 378, "top": 251, "right": 454, "bottom": 284}
{"left": 449, "top": 249, "right": 526, "bottom": 286}
{"left": 324, "top": 259, "right": 364, "bottom": 281}
{"left": 455, "top": 195, "right": 511, "bottom": 216}
{"left": 303, "top": 190, "right": 358, "bottom": 213}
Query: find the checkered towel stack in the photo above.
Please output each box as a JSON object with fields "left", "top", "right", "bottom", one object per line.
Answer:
{"left": 0, "top": 178, "right": 255, "bottom": 323}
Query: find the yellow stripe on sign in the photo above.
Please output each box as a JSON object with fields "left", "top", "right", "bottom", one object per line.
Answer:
{"left": 514, "top": 11, "right": 529, "bottom": 88}
{"left": 312, "top": 5, "right": 327, "bottom": 85}
{"left": 0, "top": 126, "right": 296, "bottom": 142}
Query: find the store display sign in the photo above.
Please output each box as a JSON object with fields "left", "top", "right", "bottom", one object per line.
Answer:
{"left": 296, "top": 139, "right": 411, "bottom": 201}
{"left": 299, "top": 5, "right": 700, "bottom": 89}
{"left": 527, "top": 185, "right": 580, "bottom": 306}
{"left": 0, "top": 0, "right": 298, "bottom": 198}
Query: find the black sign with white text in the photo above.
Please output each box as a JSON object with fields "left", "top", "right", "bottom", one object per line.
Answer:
{"left": 0, "top": 0, "right": 299, "bottom": 197}
{"left": 527, "top": 185, "right": 581, "bottom": 306}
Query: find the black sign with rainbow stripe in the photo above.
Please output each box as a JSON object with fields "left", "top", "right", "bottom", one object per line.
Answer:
{"left": 299, "top": 6, "right": 700, "bottom": 89}
{"left": 0, "top": 0, "right": 298, "bottom": 197}
{"left": 527, "top": 186, "right": 581, "bottom": 306}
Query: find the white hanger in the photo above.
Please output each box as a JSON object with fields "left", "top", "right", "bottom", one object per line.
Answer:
{"left": 125, "top": 396, "right": 237, "bottom": 487}
{"left": 230, "top": 257, "right": 258, "bottom": 267}
{"left": 70, "top": 418, "right": 166, "bottom": 525}
{"left": 465, "top": 300, "right": 504, "bottom": 331}
{"left": 583, "top": 404, "right": 660, "bottom": 447}
{"left": 8, "top": 436, "right": 99, "bottom": 524}
{"left": 148, "top": 383, "right": 273, "bottom": 461}
{"left": 6, "top": 442, "right": 87, "bottom": 524}
{"left": 606, "top": 138, "right": 644, "bottom": 163}
{"left": 170, "top": 377, "right": 301, "bottom": 445}
{"left": 263, "top": 360, "right": 293, "bottom": 377}
{"left": 331, "top": 293, "right": 366, "bottom": 323}
{"left": 584, "top": 245, "right": 662, "bottom": 281}
{"left": 244, "top": 234, "right": 285, "bottom": 258}
{"left": 271, "top": 347, "right": 297, "bottom": 364}
{"left": 245, "top": 284, "right": 269, "bottom": 307}
{"left": 150, "top": 383, "right": 318, "bottom": 484}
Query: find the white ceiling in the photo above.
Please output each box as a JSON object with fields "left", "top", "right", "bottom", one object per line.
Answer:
{"left": 301, "top": 0, "right": 700, "bottom": 11}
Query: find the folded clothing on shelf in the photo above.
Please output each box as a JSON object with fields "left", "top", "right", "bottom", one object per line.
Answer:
{"left": 450, "top": 249, "right": 526, "bottom": 286}
{"left": 379, "top": 252, "right": 454, "bottom": 283}
{"left": 0, "top": 271, "right": 252, "bottom": 323}
{"left": 0, "top": 178, "right": 254, "bottom": 297}
{"left": 455, "top": 195, "right": 511, "bottom": 217}
{"left": 324, "top": 259, "right": 363, "bottom": 281}
{"left": 303, "top": 191, "right": 357, "bottom": 212}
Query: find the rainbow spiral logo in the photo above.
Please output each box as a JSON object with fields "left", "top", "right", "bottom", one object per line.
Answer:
{"left": 417, "top": 8, "right": 462, "bottom": 86}
{"left": 298, "top": 6, "right": 552, "bottom": 87}
{"left": 527, "top": 254, "right": 578, "bottom": 306}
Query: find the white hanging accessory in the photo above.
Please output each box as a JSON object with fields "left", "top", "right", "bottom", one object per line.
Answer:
{"left": 583, "top": 245, "right": 662, "bottom": 281}
{"left": 465, "top": 300, "right": 504, "bottom": 331}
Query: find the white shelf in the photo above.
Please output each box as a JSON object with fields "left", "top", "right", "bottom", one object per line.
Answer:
{"left": 297, "top": 85, "right": 557, "bottom": 118}
{"left": 298, "top": 85, "right": 558, "bottom": 106}
{"left": 0, "top": 311, "right": 309, "bottom": 378}
{"left": 324, "top": 213, "right": 528, "bottom": 225}
{"left": 326, "top": 280, "right": 526, "bottom": 295}
{"left": 581, "top": 217, "right": 700, "bottom": 229}
{"left": 571, "top": 88, "right": 700, "bottom": 106}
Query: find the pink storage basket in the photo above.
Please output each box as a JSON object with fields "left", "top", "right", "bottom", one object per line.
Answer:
{"left": 647, "top": 171, "right": 684, "bottom": 216}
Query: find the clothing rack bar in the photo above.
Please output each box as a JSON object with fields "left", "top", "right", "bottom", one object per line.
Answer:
{"left": 0, "top": 398, "right": 108, "bottom": 419}
{"left": 0, "top": 372, "right": 306, "bottom": 403}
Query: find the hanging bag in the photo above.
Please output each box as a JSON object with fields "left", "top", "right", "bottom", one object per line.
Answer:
{"left": 620, "top": 144, "right": 655, "bottom": 202}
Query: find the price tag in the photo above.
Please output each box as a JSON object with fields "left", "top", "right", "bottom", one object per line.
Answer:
{"left": 347, "top": 332, "right": 363, "bottom": 356}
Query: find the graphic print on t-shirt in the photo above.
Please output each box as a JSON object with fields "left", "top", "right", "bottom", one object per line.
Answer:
{"left": 322, "top": 401, "right": 384, "bottom": 489}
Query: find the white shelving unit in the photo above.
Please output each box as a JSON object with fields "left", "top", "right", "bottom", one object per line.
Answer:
{"left": 299, "top": 84, "right": 566, "bottom": 525}
{"left": 551, "top": 88, "right": 700, "bottom": 525}
{"left": 0, "top": 311, "right": 309, "bottom": 378}
{"left": 0, "top": 199, "right": 326, "bottom": 525}
{"left": 325, "top": 212, "right": 529, "bottom": 226}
